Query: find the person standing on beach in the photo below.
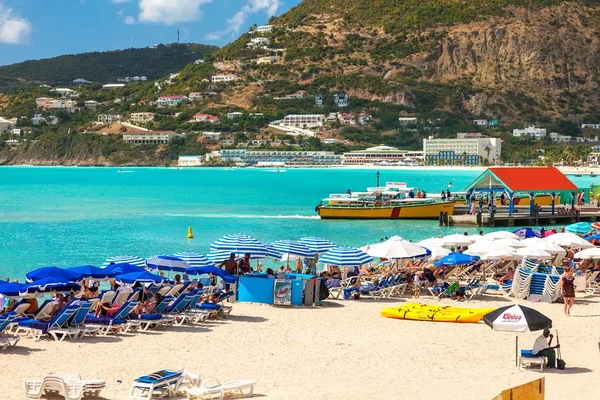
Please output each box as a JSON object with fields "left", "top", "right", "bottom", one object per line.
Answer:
{"left": 560, "top": 268, "right": 576, "bottom": 315}
{"left": 219, "top": 253, "right": 238, "bottom": 275}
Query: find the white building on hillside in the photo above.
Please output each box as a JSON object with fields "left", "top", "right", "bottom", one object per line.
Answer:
{"left": 52, "top": 88, "right": 79, "bottom": 98}
{"left": 211, "top": 74, "right": 237, "bottom": 83}
{"left": 130, "top": 112, "right": 155, "bottom": 124}
{"left": 582, "top": 124, "right": 600, "bottom": 130}
{"left": 282, "top": 114, "right": 324, "bottom": 128}
{"left": 423, "top": 134, "right": 501, "bottom": 165}
{"left": 156, "top": 95, "right": 187, "bottom": 107}
{"left": 123, "top": 130, "right": 176, "bottom": 144}
{"left": 342, "top": 145, "right": 423, "bottom": 165}
{"left": 97, "top": 114, "right": 122, "bottom": 124}
{"left": 102, "top": 83, "right": 126, "bottom": 89}
{"left": 512, "top": 126, "right": 546, "bottom": 139}
{"left": 0, "top": 117, "right": 15, "bottom": 134}
{"left": 256, "top": 25, "right": 274, "bottom": 33}
{"left": 398, "top": 117, "right": 418, "bottom": 125}
{"left": 178, "top": 155, "right": 203, "bottom": 167}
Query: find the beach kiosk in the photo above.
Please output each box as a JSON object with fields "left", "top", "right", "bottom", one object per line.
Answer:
{"left": 464, "top": 167, "right": 579, "bottom": 216}
{"left": 237, "top": 273, "right": 323, "bottom": 306}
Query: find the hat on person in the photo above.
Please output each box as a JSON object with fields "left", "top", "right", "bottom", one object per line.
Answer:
{"left": 543, "top": 328, "right": 550, "bottom": 334}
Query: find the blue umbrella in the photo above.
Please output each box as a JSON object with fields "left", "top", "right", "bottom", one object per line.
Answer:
{"left": 565, "top": 222, "right": 592, "bottom": 236}
{"left": 102, "top": 255, "right": 146, "bottom": 268}
{"left": 270, "top": 240, "right": 314, "bottom": 258}
{"left": 116, "top": 271, "right": 168, "bottom": 285}
{"left": 512, "top": 228, "right": 540, "bottom": 238}
{"left": 298, "top": 237, "right": 335, "bottom": 253}
{"left": 434, "top": 252, "right": 479, "bottom": 267}
{"left": 185, "top": 266, "right": 238, "bottom": 284}
{"left": 26, "top": 266, "right": 83, "bottom": 283}
{"left": 21, "top": 278, "right": 81, "bottom": 295}
{"left": 104, "top": 263, "right": 147, "bottom": 275}
{"left": 68, "top": 265, "right": 116, "bottom": 279}
{"left": 319, "top": 247, "right": 373, "bottom": 266}
{"left": 0, "top": 282, "right": 26, "bottom": 297}
{"left": 584, "top": 234, "right": 600, "bottom": 241}
{"left": 173, "top": 252, "right": 215, "bottom": 268}
{"left": 146, "top": 255, "right": 190, "bottom": 272}
{"left": 209, "top": 234, "right": 268, "bottom": 258}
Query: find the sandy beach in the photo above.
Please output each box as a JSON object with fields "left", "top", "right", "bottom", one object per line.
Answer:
{"left": 2, "top": 294, "right": 599, "bottom": 400}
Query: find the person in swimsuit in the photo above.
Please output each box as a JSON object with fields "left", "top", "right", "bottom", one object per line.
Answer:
{"left": 237, "top": 253, "right": 251, "bottom": 274}
{"left": 561, "top": 267, "right": 576, "bottom": 315}
{"left": 218, "top": 253, "right": 238, "bottom": 276}
{"left": 422, "top": 265, "right": 437, "bottom": 287}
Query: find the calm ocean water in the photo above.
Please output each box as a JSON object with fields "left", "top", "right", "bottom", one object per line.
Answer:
{"left": 0, "top": 167, "right": 594, "bottom": 279}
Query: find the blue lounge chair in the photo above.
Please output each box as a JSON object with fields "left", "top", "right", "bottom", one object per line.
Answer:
{"left": 84, "top": 301, "right": 139, "bottom": 335}
{"left": 162, "top": 292, "right": 194, "bottom": 325}
{"left": 127, "top": 296, "right": 173, "bottom": 331}
{"left": 130, "top": 369, "right": 183, "bottom": 400}
{"left": 0, "top": 313, "right": 19, "bottom": 350}
{"left": 17, "top": 303, "right": 80, "bottom": 341}
{"left": 518, "top": 349, "right": 545, "bottom": 371}
{"left": 68, "top": 301, "right": 100, "bottom": 337}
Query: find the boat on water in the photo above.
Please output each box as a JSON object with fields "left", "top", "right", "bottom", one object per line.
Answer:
{"left": 316, "top": 182, "right": 455, "bottom": 219}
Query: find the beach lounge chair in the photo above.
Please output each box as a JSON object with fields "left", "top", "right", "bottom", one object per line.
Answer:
{"left": 0, "top": 313, "right": 20, "bottom": 350}
{"left": 98, "top": 290, "right": 116, "bottom": 304}
{"left": 358, "top": 277, "right": 390, "bottom": 300}
{"left": 185, "top": 378, "right": 256, "bottom": 400}
{"left": 518, "top": 350, "right": 545, "bottom": 371}
{"left": 429, "top": 281, "right": 459, "bottom": 300}
{"left": 17, "top": 303, "right": 80, "bottom": 341}
{"left": 162, "top": 292, "right": 194, "bottom": 325}
{"left": 165, "top": 283, "right": 184, "bottom": 297}
{"left": 112, "top": 287, "right": 133, "bottom": 307}
{"left": 68, "top": 301, "right": 100, "bottom": 337}
{"left": 127, "top": 296, "right": 173, "bottom": 331}
{"left": 130, "top": 369, "right": 184, "bottom": 400}
{"left": 24, "top": 373, "right": 106, "bottom": 400}
{"left": 84, "top": 301, "right": 139, "bottom": 335}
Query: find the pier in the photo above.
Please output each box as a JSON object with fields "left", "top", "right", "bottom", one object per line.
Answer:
{"left": 447, "top": 209, "right": 600, "bottom": 227}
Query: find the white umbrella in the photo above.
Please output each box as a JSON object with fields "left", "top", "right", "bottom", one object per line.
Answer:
{"left": 484, "top": 231, "right": 519, "bottom": 240}
{"left": 514, "top": 245, "right": 552, "bottom": 260}
{"left": 495, "top": 238, "right": 526, "bottom": 248}
{"left": 427, "top": 246, "right": 451, "bottom": 261}
{"left": 416, "top": 238, "right": 444, "bottom": 248}
{"left": 574, "top": 247, "right": 600, "bottom": 260}
{"left": 523, "top": 238, "right": 567, "bottom": 255}
{"left": 464, "top": 241, "right": 511, "bottom": 256}
{"left": 544, "top": 232, "right": 594, "bottom": 249}
{"left": 440, "top": 234, "right": 473, "bottom": 246}
{"left": 481, "top": 249, "right": 519, "bottom": 261}
{"left": 466, "top": 234, "right": 490, "bottom": 242}
{"left": 367, "top": 237, "right": 429, "bottom": 259}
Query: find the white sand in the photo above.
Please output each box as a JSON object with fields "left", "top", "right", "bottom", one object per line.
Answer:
{"left": 1, "top": 295, "right": 599, "bottom": 400}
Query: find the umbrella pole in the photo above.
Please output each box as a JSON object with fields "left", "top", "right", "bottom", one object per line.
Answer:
{"left": 515, "top": 334, "right": 519, "bottom": 367}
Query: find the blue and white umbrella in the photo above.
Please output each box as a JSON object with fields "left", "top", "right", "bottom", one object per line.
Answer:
{"left": 21, "top": 277, "right": 81, "bottom": 295}
{"left": 207, "top": 251, "right": 235, "bottom": 263}
{"left": 116, "top": 271, "right": 168, "bottom": 285}
{"left": 104, "top": 263, "right": 147, "bottom": 275}
{"left": 209, "top": 234, "right": 268, "bottom": 258}
{"left": 26, "top": 266, "right": 83, "bottom": 283}
{"left": 269, "top": 240, "right": 314, "bottom": 258}
{"left": 173, "top": 252, "right": 215, "bottom": 268}
{"left": 298, "top": 237, "right": 335, "bottom": 254}
{"left": 0, "top": 282, "right": 26, "bottom": 297}
{"left": 102, "top": 255, "right": 146, "bottom": 268}
{"left": 146, "top": 255, "right": 190, "bottom": 272}
{"left": 68, "top": 265, "right": 116, "bottom": 279}
{"left": 319, "top": 247, "right": 373, "bottom": 266}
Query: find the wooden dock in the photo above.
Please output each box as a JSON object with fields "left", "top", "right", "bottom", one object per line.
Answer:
{"left": 446, "top": 206, "right": 600, "bottom": 227}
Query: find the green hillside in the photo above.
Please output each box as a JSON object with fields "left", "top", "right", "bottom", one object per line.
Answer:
{"left": 0, "top": 43, "right": 218, "bottom": 90}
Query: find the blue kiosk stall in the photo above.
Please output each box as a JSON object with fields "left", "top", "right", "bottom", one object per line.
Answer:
{"left": 237, "top": 272, "right": 324, "bottom": 306}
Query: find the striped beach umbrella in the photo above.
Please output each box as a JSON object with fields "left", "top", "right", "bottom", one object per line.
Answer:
{"left": 146, "top": 255, "right": 190, "bottom": 272}
{"left": 319, "top": 247, "right": 373, "bottom": 267}
{"left": 209, "top": 234, "right": 268, "bottom": 257}
{"left": 565, "top": 222, "right": 592, "bottom": 236}
{"left": 207, "top": 251, "right": 235, "bottom": 263}
{"left": 173, "top": 252, "right": 215, "bottom": 268}
{"left": 269, "top": 240, "right": 314, "bottom": 258}
{"left": 592, "top": 222, "right": 600, "bottom": 231}
{"left": 102, "top": 255, "right": 146, "bottom": 268}
{"left": 298, "top": 237, "right": 335, "bottom": 253}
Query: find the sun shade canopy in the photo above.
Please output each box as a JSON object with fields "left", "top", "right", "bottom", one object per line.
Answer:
{"left": 465, "top": 167, "right": 578, "bottom": 193}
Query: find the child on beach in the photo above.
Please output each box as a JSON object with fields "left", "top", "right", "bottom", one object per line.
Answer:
{"left": 412, "top": 272, "right": 421, "bottom": 298}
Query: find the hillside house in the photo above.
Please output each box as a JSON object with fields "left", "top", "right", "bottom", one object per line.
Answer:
{"left": 84, "top": 100, "right": 100, "bottom": 109}
{"left": 256, "top": 55, "right": 281, "bottom": 65}
{"left": 247, "top": 37, "right": 270, "bottom": 47}
{"left": 333, "top": 93, "right": 349, "bottom": 108}
{"left": 130, "top": 112, "right": 155, "bottom": 124}
{"left": 211, "top": 74, "right": 237, "bottom": 84}
{"left": 156, "top": 95, "right": 188, "bottom": 107}
{"left": 202, "top": 132, "right": 222, "bottom": 140}
{"left": 44, "top": 100, "right": 77, "bottom": 112}
{"left": 513, "top": 126, "right": 546, "bottom": 139}
{"left": 189, "top": 92, "right": 203, "bottom": 101}
{"left": 227, "top": 112, "right": 244, "bottom": 120}
{"left": 582, "top": 124, "right": 600, "bottom": 130}
{"left": 256, "top": 25, "right": 274, "bottom": 33}
{"left": 325, "top": 113, "right": 338, "bottom": 124}
{"left": 102, "top": 84, "right": 126, "bottom": 89}
{"left": 35, "top": 97, "right": 53, "bottom": 107}
{"left": 0, "top": 117, "right": 15, "bottom": 134}
{"left": 52, "top": 88, "right": 79, "bottom": 98}
{"left": 97, "top": 114, "right": 122, "bottom": 124}
{"left": 192, "top": 113, "right": 220, "bottom": 124}
{"left": 283, "top": 114, "right": 324, "bottom": 128}
{"left": 399, "top": 117, "right": 418, "bottom": 125}
{"left": 358, "top": 113, "right": 372, "bottom": 125}
{"left": 339, "top": 113, "right": 356, "bottom": 125}
{"left": 315, "top": 96, "right": 324, "bottom": 106}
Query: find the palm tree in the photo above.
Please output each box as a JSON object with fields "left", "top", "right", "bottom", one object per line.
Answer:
{"left": 484, "top": 146, "right": 491, "bottom": 162}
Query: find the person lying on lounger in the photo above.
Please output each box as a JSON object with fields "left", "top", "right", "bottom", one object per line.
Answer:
{"left": 132, "top": 293, "right": 162, "bottom": 315}
{"left": 95, "top": 301, "right": 122, "bottom": 317}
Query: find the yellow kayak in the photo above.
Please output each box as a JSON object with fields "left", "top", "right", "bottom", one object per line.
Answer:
{"left": 381, "top": 303, "right": 495, "bottom": 323}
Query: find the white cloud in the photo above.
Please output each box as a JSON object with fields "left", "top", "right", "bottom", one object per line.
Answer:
{"left": 207, "top": 0, "right": 280, "bottom": 40}
{"left": 0, "top": 1, "right": 32, "bottom": 45}
{"left": 124, "top": 15, "right": 136, "bottom": 25}
{"left": 138, "top": 0, "right": 212, "bottom": 25}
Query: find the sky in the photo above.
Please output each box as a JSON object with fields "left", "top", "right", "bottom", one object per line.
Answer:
{"left": 0, "top": 0, "right": 302, "bottom": 66}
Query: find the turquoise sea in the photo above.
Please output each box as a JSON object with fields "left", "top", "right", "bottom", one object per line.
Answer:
{"left": 0, "top": 167, "right": 595, "bottom": 279}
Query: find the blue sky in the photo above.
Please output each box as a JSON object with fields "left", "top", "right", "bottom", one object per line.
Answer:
{"left": 0, "top": 0, "right": 302, "bottom": 66}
